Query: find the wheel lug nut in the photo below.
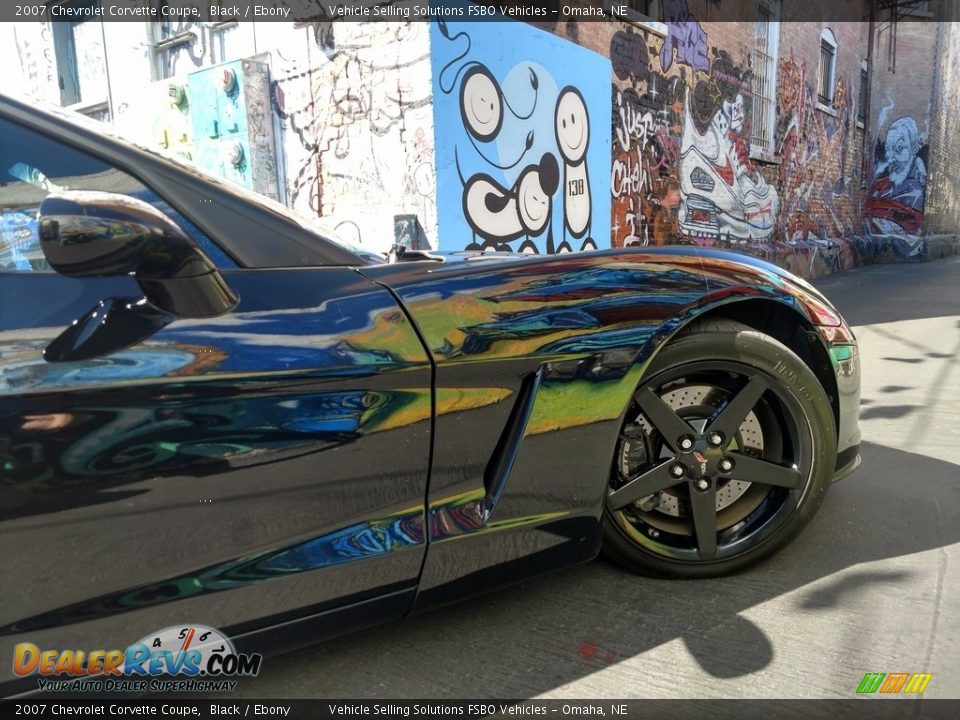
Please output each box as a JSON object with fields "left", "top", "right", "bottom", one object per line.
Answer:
{"left": 696, "top": 479, "right": 710, "bottom": 491}
{"left": 648, "top": 528, "right": 660, "bottom": 539}
{"left": 678, "top": 436, "right": 694, "bottom": 451}
{"left": 707, "top": 431, "right": 724, "bottom": 447}
{"left": 718, "top": 458, "right": 734, "bottom": 473}
{"left": 669, "top": 463, "right": 686, "bottom": 478}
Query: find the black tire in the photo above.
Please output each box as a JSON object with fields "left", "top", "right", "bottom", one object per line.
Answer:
{"left": 602, "top": 319, "right": 837, "bottom": 578}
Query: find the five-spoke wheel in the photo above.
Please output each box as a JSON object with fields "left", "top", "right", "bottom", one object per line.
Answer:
{"left": 602, "top": 320, "right": 837, "bottom": 577}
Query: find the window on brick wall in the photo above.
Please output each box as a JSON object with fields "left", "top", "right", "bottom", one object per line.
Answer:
{"left": 614, "top": 0, "right": 666, "bottom": 35}
{"left": 818, "top": 29, "right": 838, "bottom": 106}
{"left": 751, "top": 0, "right": 780, "bottom": 156}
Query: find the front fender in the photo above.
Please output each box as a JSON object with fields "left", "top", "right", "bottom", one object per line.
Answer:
{"left": 364, "top": 248, "right": 859, "bottom": 608}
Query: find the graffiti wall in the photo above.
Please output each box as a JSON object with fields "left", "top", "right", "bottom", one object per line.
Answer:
{"left": 610, "top": 26, "right": 683, "bottom": 247}
{"left": 776, "top": 56, "right": 860, "bottom": 243}
{"left": 611, "top": 28, "right": 778, "bottom": 249}
{"left": 864, "top": 114, "right": 929, "bottom": 239}
{"left": 4, "top": 12, "right": 950, "bottom": 271}
{"left": 431, "top": 21, "right": 611, "bottom": 254}
{"left": 270, "top": 22, "right": 436, "bottom": 254}
{"left": 770, "top": 54, "right": 870, "bottom": 274}
{"left": 601, "top": 8, "right": 893, "bottom": 277}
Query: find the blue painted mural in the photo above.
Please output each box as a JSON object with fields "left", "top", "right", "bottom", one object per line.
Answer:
{"left": 431, "top": 21, "right": 611, "bottom": 254}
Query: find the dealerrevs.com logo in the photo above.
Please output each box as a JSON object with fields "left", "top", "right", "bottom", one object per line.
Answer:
{"left": 13, "top": 624, "right": 262, "bottom": 693}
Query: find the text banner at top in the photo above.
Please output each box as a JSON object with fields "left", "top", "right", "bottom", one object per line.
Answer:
{"left": 7, "top": 0, "right": 958, "bottom": 24}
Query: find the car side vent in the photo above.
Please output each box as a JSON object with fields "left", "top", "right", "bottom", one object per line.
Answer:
{"left": 483, "top": 368, "right": 542, "bottom": 520}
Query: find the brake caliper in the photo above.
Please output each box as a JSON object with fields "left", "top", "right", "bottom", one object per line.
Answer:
{"left": 616, "top": 423, "right": 658, "bottom": 511}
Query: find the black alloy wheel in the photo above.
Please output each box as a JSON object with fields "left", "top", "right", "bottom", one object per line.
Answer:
{"left": 602, "top": 319, "right": 837, "bottom": 578}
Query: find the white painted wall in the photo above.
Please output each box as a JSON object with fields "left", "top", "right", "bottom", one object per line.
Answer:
{"left": 1, "top": 20, "right": 436, "bottom": 256}
{"left": 269, "top": 22, "right": 435, "bottom": 253}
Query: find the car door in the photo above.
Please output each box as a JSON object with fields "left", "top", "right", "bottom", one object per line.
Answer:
{"left": 0, "top": 115, "right": 432, "bottom": 683}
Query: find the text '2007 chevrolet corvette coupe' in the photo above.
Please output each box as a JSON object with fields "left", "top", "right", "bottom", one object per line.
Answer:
{"left": 0, "top": 93, "right": 859, "bottom": 692}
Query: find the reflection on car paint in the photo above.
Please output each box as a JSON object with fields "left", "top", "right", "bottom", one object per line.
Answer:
{"left": 355, "top": 249, "right": 856, "bottom": 592}
{"left": 0, "top": 344, "right": 223, "bottom": 393}
{"left": 0, "top": 240, "right": 860, "bottom": 661}
{"left": 386, "top": 257, "right": 709, "bottom": 364}
{"left": 1, "top": 388, "right": 423, "bottom": 495}
{"left": 0, "top": 287, "right": 427, "bottom": 395}
{"left": 427, "top": 487, "right": 570, "bottom": 542}
{"left": 0, "top": 506, "right": 425, "bottom": 635}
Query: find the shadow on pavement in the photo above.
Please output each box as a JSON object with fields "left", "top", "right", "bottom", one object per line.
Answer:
{"left": 860, "top": 405, "right": 922, "bottom": 420}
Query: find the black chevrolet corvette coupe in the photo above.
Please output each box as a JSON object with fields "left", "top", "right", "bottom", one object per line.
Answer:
{"left": 0, "top": 94, "right": 859, "bottom": 692}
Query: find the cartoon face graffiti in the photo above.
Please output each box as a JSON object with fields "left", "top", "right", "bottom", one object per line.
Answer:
{"left": 884, "top": 117, "right": 922, "bottom": 184}
{"left": 555, "top": 87, "right": 589, "bottom": 164}
{"left": 434, "top": 22, "right": 609, "bottom": 254}
{"left": 864, "top": 115, "right": 928, "bottom": 236}
{"left": 518, "top": 155, "right": 559, "bottom": 232}
{"left": 555, "top": 87, "right": 592, "bottom": 244}
{"left": 460, "top": 66, "right": 503, "bottom": 142}
{"left": 462, "top": 153, "right": 559, "bottom": 246}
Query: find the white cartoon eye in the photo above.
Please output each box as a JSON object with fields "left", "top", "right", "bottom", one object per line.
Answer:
{"left": 460, "top": 66, "right": 503, "bottom": 142}
{"left": 555, "top": 88, "right": 589, "bottom": 163}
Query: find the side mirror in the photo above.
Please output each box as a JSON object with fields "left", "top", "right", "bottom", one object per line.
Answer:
{"left": 37, "top": 191, "right": 239, "bottom": 362}
{"left": 38, "top": 191, "right": 238, "bottom": 318}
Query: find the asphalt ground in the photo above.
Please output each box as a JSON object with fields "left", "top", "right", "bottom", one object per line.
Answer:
{"left": 230, "top": 256, "right": 960, "bottom": 699}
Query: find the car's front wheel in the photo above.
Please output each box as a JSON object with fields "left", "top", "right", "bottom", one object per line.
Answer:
{"left": 602, "top": 319, "right": 837, "bottom": 578}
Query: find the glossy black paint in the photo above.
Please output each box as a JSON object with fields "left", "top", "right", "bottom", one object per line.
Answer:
{"left": 1, "top": 269, "right": 433, "bottom": 692}
{"left": 43, "top": 297, "right": 174, "bottom": 363}
{"left": 359, "top": 250, "right": 860, "bottom": 608}
{"left": 0, "top": 94, "right": 861, "bottom": 695}
{"left": 38, "top": 192, "right": 215, "bottom": 280}
{"left": 37, "top": 191, "right": 239, "bottom": 324}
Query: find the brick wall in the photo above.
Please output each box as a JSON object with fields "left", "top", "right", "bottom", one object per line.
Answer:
{"left": 773, "top": 19, "right": 869, "bottom": 237}
{"left": 540, "top": 0, "right": 879, "bottom": 277}
{"left": 923, "top": 21, "right": 960, "bottom": 236}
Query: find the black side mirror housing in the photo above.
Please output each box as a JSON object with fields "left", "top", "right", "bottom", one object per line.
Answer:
{"left": 38, "top": 191, "right": 238, "bottom": 318}
{"left": 37, "top": 191, "right": 238, "bottom": 363}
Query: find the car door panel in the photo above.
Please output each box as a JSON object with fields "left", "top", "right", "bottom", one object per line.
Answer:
{"left": 0, "top": 268, "right": 431, "bottom": 679}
